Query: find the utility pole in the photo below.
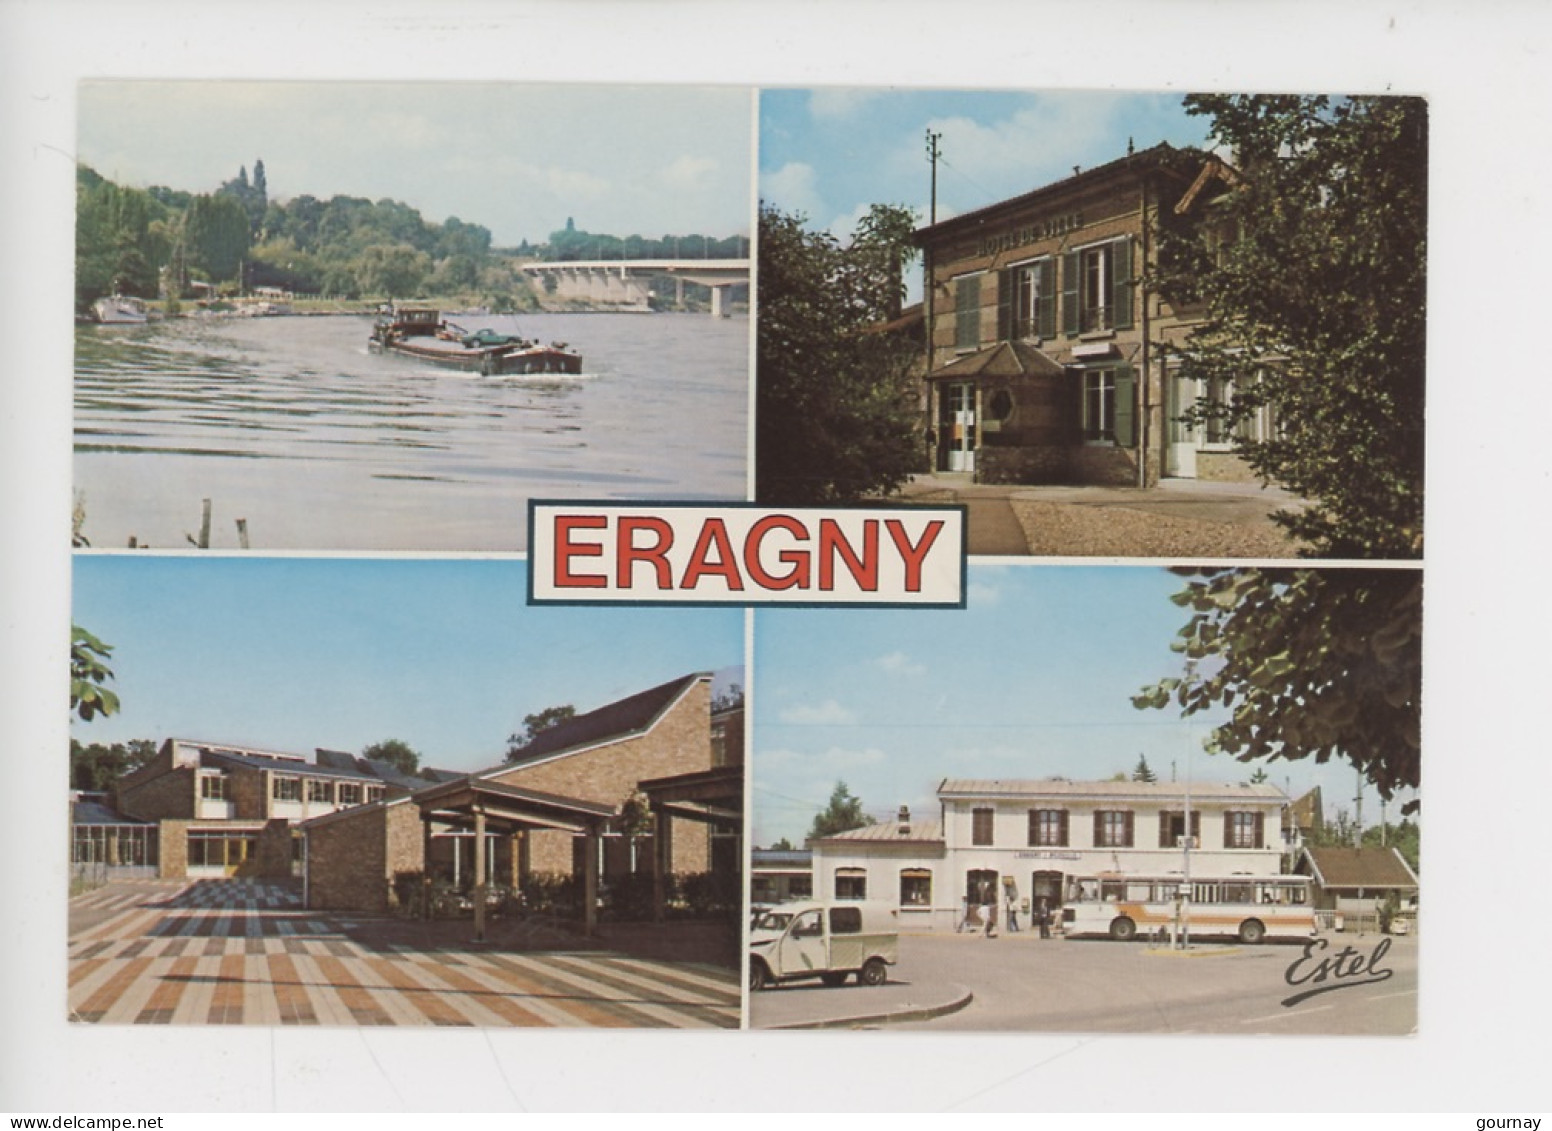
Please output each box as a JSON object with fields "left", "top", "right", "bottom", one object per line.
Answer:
{"left": 925, "top": 129, "right": 942, "bottom": 225}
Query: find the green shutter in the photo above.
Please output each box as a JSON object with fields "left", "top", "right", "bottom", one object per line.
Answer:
{"left": 1112, "top": 365, "right": 1135, "bottom": 447}
{"left": 997, "top": 268, "right": 1013, "bottom": 341}
{"left": 1111, "top": 237, "right": 1134, "bottom": 330}
{"left": 1061, "top": 250, "right": 1080, "bottom": 336}
{"left": 955, "top": 275, "right": 980, "bottom": 350}
{"left": 1038, "top": 258, "right": 1057, "bottom": 338}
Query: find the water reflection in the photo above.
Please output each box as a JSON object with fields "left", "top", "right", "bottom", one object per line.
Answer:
{"left": 75, "top": 312, "right": 749, "bottom": 551}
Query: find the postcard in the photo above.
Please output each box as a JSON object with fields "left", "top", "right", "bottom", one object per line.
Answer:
{"left": 5, "top": 3, "right": 1533, "bottom": 1113}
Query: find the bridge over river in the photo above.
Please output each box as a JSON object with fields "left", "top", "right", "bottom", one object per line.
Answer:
{"left": 520, "top": 259, "right": 749, "bottom": 317}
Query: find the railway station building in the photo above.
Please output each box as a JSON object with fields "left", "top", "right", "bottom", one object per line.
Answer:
{"left": 809, "top": 778, "right": 1292, "bottom": 931}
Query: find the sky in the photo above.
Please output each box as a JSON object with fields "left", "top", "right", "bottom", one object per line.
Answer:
{"left": 759, "top": 88, "right": 1214, "bottom": 242}
{"left": 77, "top": 82, "right": 754, "bottom": 246}
{"left": 71, "top": 554, "right": 744, "bottom": 771}
{"left": 752, "top": 564, "right": 1417, "bottom": 848}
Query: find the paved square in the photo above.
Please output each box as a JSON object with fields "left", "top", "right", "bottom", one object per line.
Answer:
{"left": 69, "top": 879, "right": 740, "bottom": 1028}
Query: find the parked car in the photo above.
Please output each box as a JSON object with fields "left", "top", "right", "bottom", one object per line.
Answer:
{"left": 748, "top": 901, "right": 899, "bottom": 991}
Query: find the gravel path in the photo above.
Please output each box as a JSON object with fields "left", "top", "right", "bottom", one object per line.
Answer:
{"left": 1010, "top": 499, "right": 1307, "bottom": 558}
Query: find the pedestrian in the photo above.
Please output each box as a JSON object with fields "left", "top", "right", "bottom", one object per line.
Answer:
{"left": 1005, "top": 891, "right": 1020, "bottom": 932}
{"left": 983, "top": 897, "right": 997, "bottom": 938}
{"left": 1037, "top": 897, "right": 1052, "bottom": 939}
{"left": 955, "top": 895, "right": 968, "bottom": 933}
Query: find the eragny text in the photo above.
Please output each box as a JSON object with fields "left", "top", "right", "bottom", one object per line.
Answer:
{"left": 529, "top": 503, "right": 965, "bottom": 606}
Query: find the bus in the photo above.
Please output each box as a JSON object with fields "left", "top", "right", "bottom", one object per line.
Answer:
{"left": 1061, "top": 873, "right": 1316, "bottom": 944}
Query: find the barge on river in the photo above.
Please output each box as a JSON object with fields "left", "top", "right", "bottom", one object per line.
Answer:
{"left": 369, "top": 307, "right": 582, "bottom": 375}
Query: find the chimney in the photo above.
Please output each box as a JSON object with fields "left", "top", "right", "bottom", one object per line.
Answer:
{"left": 898, "top": 805, "right": 911, "bottom": 836}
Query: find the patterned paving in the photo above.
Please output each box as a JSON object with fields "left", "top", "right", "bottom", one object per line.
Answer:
{"left": 69, "top": 879, "right": 741, "bottom": 1028}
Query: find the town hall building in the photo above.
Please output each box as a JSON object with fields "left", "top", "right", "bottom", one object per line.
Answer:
{"left": 916, "top": 142, "right": 1266, "bottom": 487}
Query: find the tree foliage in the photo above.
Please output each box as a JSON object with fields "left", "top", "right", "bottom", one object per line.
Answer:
{"left": 1157, "top": 95, "right": 1427, "bottom": 558}
{"left": 361, "top": 738, "right": 420, "bottom": 775}
{"left": 756, "top": 202, "right": 924, "bottom": 504}
{"left": 505, "top": 704, "right": 577, "bottom": 760}
{"left": 807, "top": 780, "right": 874, "bottom": 841}
{"left": 71, "top": 738, "right": 157, "bottom": 791}
{"left": 76, "top": 161, "right": 749, "bottom": 314}
{"left": 1131, "top": 755, "right": 1157, "bottom": 783}
{"left": 1134, "top": 568, "right": 1421, "bottom": 811}
{"left": 70, "top": 625, "right": 120, "bottom": 722}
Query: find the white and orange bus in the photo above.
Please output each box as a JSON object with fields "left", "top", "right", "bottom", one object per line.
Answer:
{"left": 1061, "top": 874, "right": 1317, "bottom": 944}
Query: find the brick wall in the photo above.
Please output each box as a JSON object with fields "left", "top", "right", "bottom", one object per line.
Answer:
{"left": 117, "top": 765, "right": 196, "bottom": 822}
{"left": 306, "top": 806, "right": 386, "bottom": 912}
{"left": 157, "top": 820, "right": 189, "bottom": 879}
{"left": 492, "top": 681, "right": 714, "bottom": 875}
{"left": 306, "top": 803, "right": 425, "bottom": 912}
{"left": 252, "top": 819, "right": 294, "bottom": 879}
{"left": 491, "top": 681, "right": 712, "bottom": 808}
{"left": 228, "top": 766, "right": 268, "bottom": 821}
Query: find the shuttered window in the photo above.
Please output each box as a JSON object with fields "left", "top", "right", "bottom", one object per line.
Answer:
{"left": 972, "top": 807, "right": 995, "bottom": 846}
{"left": 1063, "top": 238, "right": 1133, "bottom": 335}
{"left": 1028, "top": 809, "right": 1069, "bottom": 847}
{"left": 999, "top": 258, "right": 1056, "bottom": 341}
{"left": 1082, "top": 365, "right": 1135, "bottom": 446}
{"left": 954, "top": 274, "right": 982, "bottom": 350}
{"left": 1158, "top": 811, "right": 1202, "bottom": 847}
{"left": 1224, "top": 811, "right": 1265, "bottom": 849}
{"left": 1094, "top": 810, "right": 1134, "bottom": 848}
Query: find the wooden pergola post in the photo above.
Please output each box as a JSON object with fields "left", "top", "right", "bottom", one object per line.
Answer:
{"left": 582, "top": 826, "right": 599, "bottom": 936}
{"left": 653, "top": 806, "right": 673, "bottom": 923}
{"left": 421, "top": 818, "right": 434, "bottom": 920}
{"left": 473, "top": 807, "right": 487, "bottom": 943}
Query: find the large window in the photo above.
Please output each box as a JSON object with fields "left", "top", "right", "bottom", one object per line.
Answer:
{"left": 835, "top": 868, "right": 867, "bottom": 901}
{"left": 271, "top": 776, "right": 301, "bottom": 802}
{"left": 954, "top": 274, "right": 983, "bottom": 350}
{"left": 1063, "top": 238, "right": 1134, "bottom": 335}
{"left": 900, "top": 869, "right": 933, "bottom": 907}
{"left": 337, "top": 783, "right": 362, "bottom": 806}
{"left": 1081, "top": 366, "right": 1135, "bottom": 445}
{"left": 199, "top": 774, "right": 227, "bottom": 801}
{"left": 1000, "top": 257, "right": 1055, "bottom": 340}
{"left": 1224, "top": 811, "right": 1265, "bottom": 849}
{"left": 187, "top": 830, "right": 256, "bottom": 869}
{"left": 306, "top": 779, "right": 332, "bottom": 804}
{"left": 971, "top": 807, "right": 995, "bottom": 846}
{"left": 1028, "top": 809, "right": 1069, "bottom": 847}
{"left": 1094, "top": 810, "right": 1134, "bottom": 848}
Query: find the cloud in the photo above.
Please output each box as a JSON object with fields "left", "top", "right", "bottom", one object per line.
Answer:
{"left": 808, "top": 89, "right": 881, "bottom": 120}
{"left": 968, "top": 579, "right": 1003, "bottom": 607}
{"left": 760, "top": 161, "right": 823, "bottom": 219}
{"left": 777, "top": 699, "right": 856, "bottom": 725}
{"left": 659, "top": 155, "right": 719, "bottom": 191}
{"left": 875, "top": 651, "right": 926, "bottom": 677}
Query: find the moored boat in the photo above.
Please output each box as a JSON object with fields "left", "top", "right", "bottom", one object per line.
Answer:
{"left": 368, "top": 307, "right": 582, "bottom": 375}
{"left": 91, "top": 295, "right": 149, "bottom": 324}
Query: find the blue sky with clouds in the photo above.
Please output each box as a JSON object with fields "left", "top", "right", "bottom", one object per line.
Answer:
{"left": 752, "top": 564, "right": 1415, "bottom": 848}
{"left": 77, "top": 82, "right": 753, "bottom": 246}
{"left": 759, "top": 88, "right": 1213, "bottom": 241}
{"left": 72, "top": 555, "right": 743, "bottom": 771}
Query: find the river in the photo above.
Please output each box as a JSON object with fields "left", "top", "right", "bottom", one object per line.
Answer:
{"left": 74, "top": 310, "right": 749, "bottom": 551}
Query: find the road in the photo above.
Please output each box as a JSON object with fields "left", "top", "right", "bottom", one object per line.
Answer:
{"left": 755, "top": 930, "right": 1417, "bottom": 1034}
